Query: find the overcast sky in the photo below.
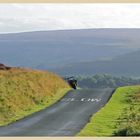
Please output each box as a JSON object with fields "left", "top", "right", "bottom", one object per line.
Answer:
{"left": 0, "top": 4, "right": 140, "bottom": 33}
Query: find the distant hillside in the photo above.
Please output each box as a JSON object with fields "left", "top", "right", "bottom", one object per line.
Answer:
{"left": 0, "top": 66, "right": 70, "bottom": 126}
{"left": 0, "top": 29, "right": 140, "bottom": 69}
{"left": 50, "top": 50, "right": 140, "bottom": 77}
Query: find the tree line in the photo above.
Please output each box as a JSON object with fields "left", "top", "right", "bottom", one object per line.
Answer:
{"left": 76, "top": 74, "right": 140, "bottom": 88}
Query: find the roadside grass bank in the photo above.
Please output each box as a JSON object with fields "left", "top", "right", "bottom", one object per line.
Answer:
{"left": 78, "top": 85, "right": 140, "bottom": 136}
{"left": 0, "top": 68, "right": 71, "bottom": 126}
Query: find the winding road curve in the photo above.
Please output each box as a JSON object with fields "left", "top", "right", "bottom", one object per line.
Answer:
{"left": 0, "top": 88, "right": 114, "bottom": 136}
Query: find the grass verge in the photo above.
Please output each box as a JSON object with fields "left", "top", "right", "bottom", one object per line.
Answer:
{"left": 77, "top": 85, "right": 140, "bottom": 136}
{"left": 0, "top": 68, "right": 71, "bottom": 126}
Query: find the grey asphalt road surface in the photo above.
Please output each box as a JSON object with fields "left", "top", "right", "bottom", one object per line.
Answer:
{"left": 0, "top": 88, "right": 114, "bottom": 136}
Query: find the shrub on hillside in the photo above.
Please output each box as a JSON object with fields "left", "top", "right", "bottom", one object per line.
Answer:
{"left": 114, "top": 92, "right": 140, "bottom": 136}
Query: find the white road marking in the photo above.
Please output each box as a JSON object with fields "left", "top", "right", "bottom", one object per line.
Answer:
{"left": 61, "top": 98, "right": 101, "bottom": 102}
{"left": 81, "top": 98, "right": 86, "bottom": 102}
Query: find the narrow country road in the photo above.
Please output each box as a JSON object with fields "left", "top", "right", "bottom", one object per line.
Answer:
{"left": 0, "top": 88, "right": 114, "bottom": 136}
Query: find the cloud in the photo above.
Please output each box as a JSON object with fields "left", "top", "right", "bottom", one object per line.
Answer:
{"left": 0, "top": 4, "right": 140, "bottom": 33}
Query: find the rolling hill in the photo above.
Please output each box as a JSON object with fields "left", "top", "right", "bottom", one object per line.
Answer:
{"left": 0, "top": 29, "right": 140, "bottom": 70}
{"left": 0, "top": 65, "right": 70, "bottom": 126}
{"left": 50, "top": 49, "right": 140, "bottom": 77}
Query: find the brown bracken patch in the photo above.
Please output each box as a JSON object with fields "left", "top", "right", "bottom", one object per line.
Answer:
{"left": 0, "top": 63, "right": 11, "bottom": 70}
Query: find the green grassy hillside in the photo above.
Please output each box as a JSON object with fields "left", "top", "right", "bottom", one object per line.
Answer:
{"left": 78, "top": 85, "right": 140, "bottom": 136}
{"left": 0, "top": 68, "right": 71, "bottom": 126}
